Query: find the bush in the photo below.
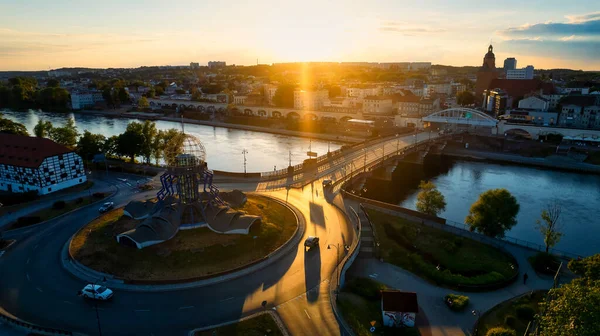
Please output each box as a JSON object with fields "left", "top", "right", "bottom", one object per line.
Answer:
{"left": 0, "top": 190, "right": 39, "bottom": 206}
{"left": 344, "top": 277, "right": 386, "bottom": 300}
{"left": 529, "top": 252, "right": 560, "bottom": 275}
{"left": 92, "top": 192, "right": 105, "bottom": 199}
{"left": 486, "top": 328, "right": 516, "bottom": 336}
{"left": 504, "top": 315, "right": 517, "bottom": 328}
{"left": 515, "top": 304, "right": 535, "bottom": 321}
{"left": 16, "top": 216, "right": 42, "bottom": 228}
{"left": 52, "top": 200, "right": 66, "bottom": 210}
{"left": 75, "top": 197, "right": 84, "bottom": 204}
{"left": 444, "top": 293, "right": 469, "bottom": 311}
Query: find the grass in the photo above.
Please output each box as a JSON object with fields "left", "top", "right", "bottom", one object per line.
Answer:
{"left": 338, "top": 277, "right": 420, "bottom": 336}
{"left": 7, "top": 195, "right": 105, "bottom": 230}
{"left": 476, "top": 290, "right": 546, "bottom": 336}
{"left": 366, "top": 209, "right": 518, "bottom": 289}
{"left": 194, "top": 313, "right": 283, "bottom": 336}
{"left": 70, "top": 195, "right": 297, "bottom": 281}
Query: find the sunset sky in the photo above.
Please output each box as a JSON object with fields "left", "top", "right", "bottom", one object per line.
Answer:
{"left": 1, "top": 0, "right": 599, "bottom": 71}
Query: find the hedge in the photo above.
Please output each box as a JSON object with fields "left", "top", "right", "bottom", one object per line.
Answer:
{"left": 444, "top": 294, "right": 469, "bottom": 311}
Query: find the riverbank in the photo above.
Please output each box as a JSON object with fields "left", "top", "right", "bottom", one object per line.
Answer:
{"left": 77, "top": 109, "right": 364, "bottom": 144}
{"left": 442, "top": 148, "right": 600, "bottom": 174}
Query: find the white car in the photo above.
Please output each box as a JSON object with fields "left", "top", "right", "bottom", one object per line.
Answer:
{"left": 98, "top": 202, "right": 114, "bottom": 213}
{"left": 78, "top": 284, "right": 113, "bottom": 301}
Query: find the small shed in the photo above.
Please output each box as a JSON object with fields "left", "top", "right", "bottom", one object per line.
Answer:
{"left": 381, "top": 290, "right": 419, "bottom": 328}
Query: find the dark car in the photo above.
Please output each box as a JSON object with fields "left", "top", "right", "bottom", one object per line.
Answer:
{"left": 98, "top": 202, "right": 114, "bottom": 213}
{"left": 304, "top": 236, "right": 319, "bottom": 249}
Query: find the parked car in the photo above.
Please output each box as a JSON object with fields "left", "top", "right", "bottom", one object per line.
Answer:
{"left": 98, "top": 202, "right": 114, "bottom": 213}
{"left": 322, "top": 179, "right": 332, "bottom": 187}
{"left": 78, "top": 284, "right": 113, "bottom": 301}
{"left": 304, "top": 236, "right": 319, "bottom": 249}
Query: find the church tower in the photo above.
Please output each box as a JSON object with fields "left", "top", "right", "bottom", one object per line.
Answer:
{"left": 476, "top": 44, "right": 500, "bottom": 99}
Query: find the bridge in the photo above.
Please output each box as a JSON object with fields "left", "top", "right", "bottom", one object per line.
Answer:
{"left": 421, "top": 107, "right": 498, "bottom": 127}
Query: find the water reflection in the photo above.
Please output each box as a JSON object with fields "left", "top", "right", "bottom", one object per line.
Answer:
{"left": 1, "top": 110, "right": 342, "bottom": 172}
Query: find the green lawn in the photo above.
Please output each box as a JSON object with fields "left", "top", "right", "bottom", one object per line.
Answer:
{"left": 338, "top": 277, "right": 420, "bottom": 336}
{"left": 8, "top": 195, "right": 104, "bottom": 230}
{"left": 366, "top": 209, "right": 518, "bottom": 289}
{"left": 194, "top": 313, "right": 283, "bottom": 336}
{"left": 70, "top": 195, "right": 297, "bottom": 281}
{"left": 476, "top": 290, "right": 546, "bottom": 336}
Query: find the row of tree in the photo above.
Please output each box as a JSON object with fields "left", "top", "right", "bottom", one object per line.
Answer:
{"left": 0, "top": 77, "right": 71, "bottom": 111}
{"left": 416, "top": 182, "right": 563, "bottom": 253}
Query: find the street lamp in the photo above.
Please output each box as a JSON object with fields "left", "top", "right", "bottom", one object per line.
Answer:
{"left": 242, "top": 149, "right": 248, "bottom": 175}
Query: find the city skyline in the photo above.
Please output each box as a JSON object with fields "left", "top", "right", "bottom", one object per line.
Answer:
{"left": 1, "top": 0, "right": 599, "bottom": 71}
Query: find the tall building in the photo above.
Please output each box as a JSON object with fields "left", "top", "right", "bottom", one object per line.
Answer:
{"left": 504, "top": 58, "right": 517, "bottom": 71}
{"left": 207, "top": 61, "right": 226, "bottom": 69}
{"left": 293, "top": 90, "right": 329, "bottom": 110}
{"left": 0, "top": 134, "right": 87, "bottom": 195}
{"left": 190, "top": 62, "right": 200, "bottom": 69}
{"left": 507, "top": 66, "right": 534, "bottom": 80}
{"left": 71, "top": 91, "right": 105, "bottom": 110}
{"left": 475, "top": 45, "right": 501, "bottom": 98}
{"left": 482, "top": 88, "right": 509, "bottom": 117}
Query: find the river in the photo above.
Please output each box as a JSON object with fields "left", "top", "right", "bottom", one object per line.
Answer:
{"left": 396, "top": 159, "right": 600, "bottom": 257}
{"left": 1, "top": 110, "right": 342, "bottom": 173}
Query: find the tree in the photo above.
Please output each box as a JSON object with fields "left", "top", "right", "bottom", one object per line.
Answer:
{"left": 415, "top": 181, "right": 446, "bottom": 216}
{"left": 538, "top": 278, "right": 600, "bottom": 336}
{"left": 117, "top": 122, "right": 144, "bottom": 162}
{"left": 46, "top": 79, "right": 60, "bottom": 88}
{"left": 77, "top": 131, "right": 106, "bottom": 160}
{"left": 456, "top": 91, "right": 475, "bottom": 106}
{"left": 273, "top": 84, "right": 296, "bottom": 108}
{"left": 140, "top": 120, "right": 158, "bottom": 164}
{"left": 0, "top": 114, "right": 29, "bottom": 136}
{"left": 465, "top": 189, "right": 520, "bottom": 238}
{"left": 49, "top": 117, "right": 78, "bottom": 147}
{"left": 568, "top": 254, "right": 600, "bottom": 280}
{"left": 118, "top": 87, "right": 130, "bottom": 103}
{"left": 163, "top": 131, "right": 186, "bottom": 166}
{"left": 536, "top": 200, "right": 563, "bottom": 253}
{"left": 104, "top": 135, "right": 119, "bottom": 158}
{"left": 34, "top": 120, "right": 53, "bottom": 138}
{"left": 138, "top": 96, "right": 150, "bottom": 109}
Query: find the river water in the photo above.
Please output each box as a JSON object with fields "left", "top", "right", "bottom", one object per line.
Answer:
{"left": 397, "top": 160, "right": 600, "bottom": 256}
{"left": 1, "top": 110, "right": 342, "bottom": 173}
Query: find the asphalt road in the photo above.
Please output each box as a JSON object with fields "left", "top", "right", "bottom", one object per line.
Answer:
{"left": 0, "top": 131, "right": 437, "bottom": 335}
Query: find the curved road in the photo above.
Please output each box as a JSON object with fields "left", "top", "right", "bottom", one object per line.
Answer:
{"left": 0, "top": 131, "right": 437, "bottom": 335}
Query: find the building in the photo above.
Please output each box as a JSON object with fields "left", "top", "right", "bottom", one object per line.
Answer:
{"left": 345, "top": 86, "right": 382, "bottom": 99}
{"left": 541, "top": 94, "right": 566, "bottom": 110}
{"left": 425, "top": 83, "right": 452, "bottom": 96}
{"left": 396, "top": 94, "right": 421, "bottom": 116}
{"left": 381, "top": 290, "right": 419, "bottom": 328}
{"left": 518, "top": 96, "right": 549, "bottom": 111}
{"left": 190, "top": 62, "right": 200, "bottom": 69}
{"left": 0, "top": 134, "right": 87, "bottom": 195}
{"left": 562, "top": 87, "right": 590, "bottom": 95}
{"left": 363, "top": 96, "right": 394, "bottom": 115}
{"left": 558, "top": 95, "right": 600, "bottom": 129}
{"left": 293, "top": 90, "right": 329, "bottom": 110}
{"left": 208, "top": 61, "right": 226, "bottom": 69}
{"left": 409, "top": 62, "right": 432, "bottom": 71}
{"left": 71, "top": 91, "right": 104, "bottom": 110}
{"left": 263, "top": 84, "right": 278, "bottom": 106}
{"left": 475, "top": 45, "right": 501, "bottom": 98}
{"left": 506, "top": 66, "right": 534, "bottom": 80}
{"left": 504, "top": 58, "right": 517, "bottom": 71}
{"left": 482, "top": 88, "right": 510, "bottom": 117}
{"left": 484, "top": 78, "right": 556, "bottom": 109}
{"left": 504, "top": 109, "right": 558, "bottom": 126}
{"left": 233, "top": 95, "right": 247, "bottom": 105}
{"left": 48, "top": 69, "right": 72, "bottom": 78}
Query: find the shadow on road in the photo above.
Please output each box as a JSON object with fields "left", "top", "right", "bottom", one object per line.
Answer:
{"left": 304, "top": 245, "right": 321, "bottom": 303}
{"left": 309, "top": 202, "right": 325, "bottom": 228}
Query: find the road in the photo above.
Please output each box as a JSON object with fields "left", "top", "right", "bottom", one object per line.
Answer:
{"left": 0, "top": 131, "right": 438, "bottom": 335}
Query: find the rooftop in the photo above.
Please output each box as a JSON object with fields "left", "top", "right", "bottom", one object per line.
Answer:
{"left": 0, "top": 133, "right": 73, "bottom": 168}
{"left": 381, "top": 290, "right": 419, "bottom": 313}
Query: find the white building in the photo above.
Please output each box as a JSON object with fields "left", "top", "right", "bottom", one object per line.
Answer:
{"left": 562, "top": 87, "right": 590, "bottom": 95}
{"left": 518, "top": 96, "right": 549, "bottom": 111}
{"left": 233, "top": 95, "right": 247, "bottom": 105}
{"left": 506, "top": 65, "right": 534, "bottom": 80}
{"left": 0, "top": 134, "right": 86, "bottom": 195}
{"left": 71, "top": 91, "right": 104, "bottom": 110}
{"left": 425, "top": 83, "right": 452, "bottom": 96}
{"left": 541, "top": 94, "right": 566, "bottom": 110}
{"left": 363, "top": 96, "right": 394, "bottom": 115}
{"left": 345, "top": 86, "right": 382, "bottom": 99}
{"left": 293, "top": 90, "right": 329, "bottom": 110}
{"left": 263, "top": 84, "right": 278, "bottom": 106}
{"left": 208, "top": 61, "right": 226, "bottom": 68}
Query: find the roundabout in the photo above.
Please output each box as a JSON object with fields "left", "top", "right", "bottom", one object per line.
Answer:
{"left": 69, "top": 194, "right": 300, "bottom": 283}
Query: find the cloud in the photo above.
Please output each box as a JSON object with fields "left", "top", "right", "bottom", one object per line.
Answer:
{"left": 499, "top": 13, "right": 600, "bottom": 38}
{"left": 501, "top": 38, "right": 600, "bottom": 62}
{"left": 379, "top": 21, "right": 446, "bottom": 35}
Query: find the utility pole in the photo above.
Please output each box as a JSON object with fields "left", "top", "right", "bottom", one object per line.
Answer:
{"left": 288, "top": 150, "right": 292, "bottom": 167}
{"left": 363, "top": 148, "right": 367, "bottom": 172}
{"left": 327, "top": 141, "right": 330, "bottom": 154}
{"left": 242, "top": 149, "right": 248, "bottom": 175}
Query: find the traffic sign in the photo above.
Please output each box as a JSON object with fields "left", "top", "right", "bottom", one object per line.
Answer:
{"left": 370, "top": 326, "right": 376, "bottom": 333}
{"left": 370, "top": 321, "right": 376, "bottom": 327}
{"left": 306, "top": 151, "right": 318, "bottom": 158}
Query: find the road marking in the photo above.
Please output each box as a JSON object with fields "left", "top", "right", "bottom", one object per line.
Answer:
{"left": 36, "top": 287, "right": 43, "bottom": 293}
{"left": 369, "top": 273, "right": 378, "bottom": 278}
{"left": 26, "top": 273, "right": 30, "bottom": 282}
{"left": 26, "top": 258, "right": 30, "bottom": 264}
{"left": 178, "top": 306, "right": 194, "bottom": 310}
{"left": 135, "top": 309, "right": 150, "bottom": 312}
{"left": 0, "top": 251, "right": 5, "bottom": 257}
{"left": 220, "top": 297, "right": 234, "bottom": 302}
{"left": 63, "top": 301, "right": 74, "bottom": 305}
{"left": 304, "top": 309, "right": 311, "bottom": 319}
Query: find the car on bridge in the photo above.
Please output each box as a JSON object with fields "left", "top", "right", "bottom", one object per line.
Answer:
{"left": 304, "top": 236, "right": 319, "bottom": 250}
{"left": 78, "top": 284, "right": 113, "bottom": 301}
{"left": 322, "top": 179, "right": 332, "bottom": 187}
{"left": 98, "top": 202, "right": 114, "bottom": 213}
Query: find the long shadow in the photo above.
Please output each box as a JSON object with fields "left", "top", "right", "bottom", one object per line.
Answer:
{"left": 304, "top": 244, "right": 321, "bottom": 303}
{"left": 309, "top": 201, "right": 325, "bottom": 228}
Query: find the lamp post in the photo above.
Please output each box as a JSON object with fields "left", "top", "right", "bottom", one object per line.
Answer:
{"left": 396, "top": 134, "right": 399, "bottom": 155}
{"left": 363, "top": 148, "right": 367, "bottom": 172}
{"left": 242, "top": 149, "right": 248, "bottom": 175}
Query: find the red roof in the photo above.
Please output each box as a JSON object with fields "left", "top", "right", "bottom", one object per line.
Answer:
{"left": 0, "top": 134, "right": 73, "bottom": 168}
{"left": 488, "top": 79, "right": 556, "bottom": 99}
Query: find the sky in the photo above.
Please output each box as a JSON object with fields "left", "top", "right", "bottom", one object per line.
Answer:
{"left": 1, "top": 0, "right": 599, "bottom": 71}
